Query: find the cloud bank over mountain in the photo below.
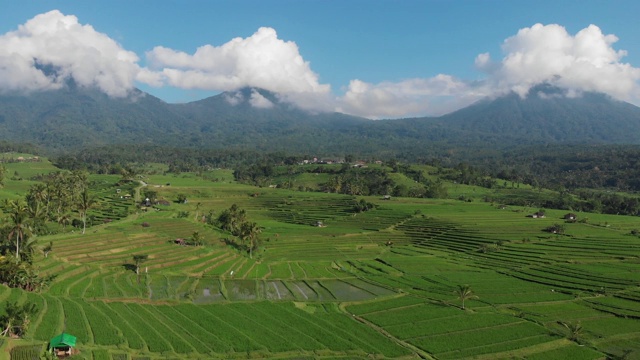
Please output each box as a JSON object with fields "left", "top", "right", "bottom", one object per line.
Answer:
{"left": 0, "top": 10, "right": 160, "bottom": 97}
{"left": 1, "top": 11, "right": 639, "bottom": 118}
{"left": 476, "top": 23, "right": 640, "bottom": 102}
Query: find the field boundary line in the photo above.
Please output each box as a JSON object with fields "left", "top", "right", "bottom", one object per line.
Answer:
{"left": 441, "top": 336, "right": 569, "bottom": 360}
{"left": 340, "top": 304, "right": 435, "bottom": 359}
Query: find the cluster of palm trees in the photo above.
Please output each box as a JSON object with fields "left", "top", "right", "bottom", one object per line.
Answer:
{"left": 0, "top": 170, "right": 95, "bottom": 291}
{"left": 11, "top": 170, "right": 95, "bottom": 237}
{"left": 217, "top": 204, "right": 262, "bottom": 258}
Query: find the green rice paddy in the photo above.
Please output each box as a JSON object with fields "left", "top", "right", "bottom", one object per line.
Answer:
{"left": 1, "top": 158, "right": 639, "bottom": 359}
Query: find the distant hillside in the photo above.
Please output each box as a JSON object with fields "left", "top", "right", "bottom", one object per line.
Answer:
{"left": 1, "top": 84, "right": 640, "bottom": 154}
{"left": 436, "top": 85, "right": 640, "bottom": 144}
{"left": 0, "top": 85, "right": 192, "bottom": 150}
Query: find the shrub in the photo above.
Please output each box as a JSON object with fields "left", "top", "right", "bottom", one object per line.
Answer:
{"left": 544, "top": 223, "right": 565, "bottom": 234}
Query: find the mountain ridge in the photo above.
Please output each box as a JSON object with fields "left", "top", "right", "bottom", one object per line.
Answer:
{"left": 1, "top": 84, "right": 640, "bottom": 154}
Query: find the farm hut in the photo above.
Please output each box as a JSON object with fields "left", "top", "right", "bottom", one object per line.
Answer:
{"left": 49, "top": 332, "right": 77, "bottom": 357}
{"left": 529, "top": 211, "right": 546, "bottom": 219}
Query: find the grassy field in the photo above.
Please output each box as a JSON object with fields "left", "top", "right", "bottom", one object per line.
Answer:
{"left": 0, "top": 156, "right": 639, "bottom": 359}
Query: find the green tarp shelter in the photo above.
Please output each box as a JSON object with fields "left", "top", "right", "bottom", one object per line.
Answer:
{"left": 49, "top": 332, "right": 77, "bottom": 352}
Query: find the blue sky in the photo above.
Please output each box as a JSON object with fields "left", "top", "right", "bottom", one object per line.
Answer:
{"left": 1, "top": 0, "right": 639, "bottom": 118}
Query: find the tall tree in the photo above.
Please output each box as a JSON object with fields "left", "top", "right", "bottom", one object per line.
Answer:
{"left": 57, "top": 213, "right": 71, "bottom": 230}
{"left": 18, "top": 238, "right": 39, "bottom": 264}
{"left": 132, "top": 254, "right": 149, "bottom": 275}
{"left": 217, "top": 204, "right": 246, "bottom": 235}
{"left": 239, "top": 221, "right": 261, "bottom": 259}
{"left": 42, "top": 241, "right": 53, "bottom": 258}
{"left": 194, "top": 202, "right": 202, "bottom": 222}
{"left": 455, "top": 284, "right": 478, "bottom": 310}
{"left": 7, "top": 200, "right": 30, "bottom": 261}
{"left": 190, "top": 231, "right": 203, "bottom": 246}
{"left": 25, "top": 190, "right": 47, "bottom": 235}
{"left": 77, "top": 189, "right": 96, "bottom": 235}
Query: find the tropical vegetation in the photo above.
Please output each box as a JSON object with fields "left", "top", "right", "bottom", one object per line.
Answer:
{"left": 0, "top": 152, "right": 637, "bottom": 360}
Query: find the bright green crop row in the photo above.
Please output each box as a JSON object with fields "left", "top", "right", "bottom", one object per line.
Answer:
{"left": 91, "top": 301, "right": 145, "bottom": 350}
{"left": 173, "top": 303, "right": 263, "bottom": 352}
{"left": 523, "top": 344, "right": 604, "bottom": 360}
{"left": 347, "top": 294, "right": 424, "bottom": 315}
{"left": 386, "top": 313, "right": 521, "bottom": 340}
{"left": 363, "top": 302, "right": 462, "bottom": 327}
{"left": 79, "top": 301, "right": 122, "bottom": 346}
{"left": 59, "top": 298, "right": 92, "bottom": 344}
{"left": 153, "top": 305, "right": 218, "bottom": 353}
{"left": 139, "top": 305, "right": 212, "bottom": 353}
{"left": 107, "top": 302, "right": 171, "bottom": 353}
{"left": 126, "top": 303, "right": 195, "bottom": 354}
{"left": 32, "top": 295, "right": 62, "bottom": 341}
{"left": 9, "top": 345, "right": 42, "bottom": 360}
{"left": 412, "top": 321, "right": 551, "bottom": 354}
{"left": 438, "top": 334, "right": 556, "bottom": 359}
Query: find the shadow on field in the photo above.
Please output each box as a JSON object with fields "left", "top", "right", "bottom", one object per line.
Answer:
{"left": 122, "top": 263, "right": 137, "bottom": 272}
{"left": 221, "top": 237, "right": 246, "bottom": 252}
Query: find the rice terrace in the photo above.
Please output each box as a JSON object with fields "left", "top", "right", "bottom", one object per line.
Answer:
{"left": 1, "top": 154, "right": 639, "bottom": 360}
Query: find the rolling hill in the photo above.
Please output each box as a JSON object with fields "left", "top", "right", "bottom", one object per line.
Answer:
{"left": 436, "top": 84, "right": 640, "bottom": 144}
{"left": 1, "top": 84, "right": 640, "bottom": 154}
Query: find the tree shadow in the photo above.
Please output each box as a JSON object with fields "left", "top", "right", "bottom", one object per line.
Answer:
{"left": 122, "top": 263, "right": 137, "bottom": 272}
{"left": 221, "top": 238, "right": 246, "bottom": 252}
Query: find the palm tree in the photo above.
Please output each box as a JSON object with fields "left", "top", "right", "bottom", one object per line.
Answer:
{"left": 0, "top": 164, "right": 5, "bottom": 188}
{"left": 239, "top": 221, "right": 262, "bottom": 259}
{"left": 19, "top": 238, "right": 39, "bottom": 264}
{"left": 559, "top": 321, "right": 583, "bottom": 342}
{"left": 194, "top": 202, "right": 202, "bottom": 222}
{"left": 77, "top": 189, "right": 96, "bottom": 234}
{"left": 25, "top": 192, "right": 47, "bottom": 235}
{"left": 455, "top": 284, "right": 478, "bottom": 310}
{"left": 27, "top": 183, "right": 49, "bottom": 214}
{"left": 7, "top": 200, "right": 31, "bottom": 261}
{"left": 42, "top": 241, "right": 53, "bottom": 258}
{"left": 229, "top": 204, "right": 247, "bottom": 235}
{"left": 57, "top": 213, "right": 71, "bottom": 230}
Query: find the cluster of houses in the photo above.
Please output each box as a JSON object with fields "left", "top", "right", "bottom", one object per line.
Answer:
{"left": 0, "top": 155, "right": 41, "bottom": 163}
{"left": 141, "top": 197, "right": 171, "bottom": 207}
{"left": 298, "top": 158, "right": 383, "bottom": 167}
{"left": 528, "top": 211, "right": 577, "bottom": 221}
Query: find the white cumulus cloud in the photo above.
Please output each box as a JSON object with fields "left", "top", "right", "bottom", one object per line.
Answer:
{"left": 337, "top": 23, "right": 640, "bottom": 118}
{"left": 249, "top": 89, "right": 274, "bottom": 109}
{"left": 146, "top": 27, "right": 331, "bottom": 111}
{"left": 0, "top": 10, "right": 160, "bottom": 97}
{"left": 336, "top": 75, "right": 486, "bottom": 119}
{"left": 479, "top": 23, "right": 640, "bottom": 101}
{"left": 2, "top": 13, "right": 639, "bottom": 119}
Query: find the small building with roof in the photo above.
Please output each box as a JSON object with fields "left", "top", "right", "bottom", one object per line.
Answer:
{"left": 49, "top": 332, "right": 77, "bottom": 357}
